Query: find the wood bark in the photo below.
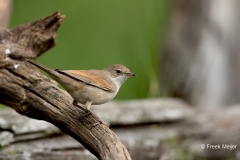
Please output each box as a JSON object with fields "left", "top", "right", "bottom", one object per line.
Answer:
{"left": 0, "top": 11, "right": 131, "bottom": 160}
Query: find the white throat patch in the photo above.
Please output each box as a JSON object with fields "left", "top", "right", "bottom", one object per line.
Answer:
{"left": 112, "top": 75, "right": 128, "bottom": 91}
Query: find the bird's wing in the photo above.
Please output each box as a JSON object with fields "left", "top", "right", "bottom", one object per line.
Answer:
{"left": 55, "top": 69, "right": 114, "bottom": 92}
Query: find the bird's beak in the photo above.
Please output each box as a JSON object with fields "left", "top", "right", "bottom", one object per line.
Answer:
{"left": 125, "top": 72, "right": 136, "bottom": 76}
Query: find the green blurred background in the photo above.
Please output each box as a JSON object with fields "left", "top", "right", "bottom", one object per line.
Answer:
{"left": 1, "top": 0, "right": 171, "bottom": 108}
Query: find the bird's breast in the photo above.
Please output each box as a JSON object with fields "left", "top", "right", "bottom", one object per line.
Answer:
{"left": 67, "top": 83, "right": 118, "bottom": 105}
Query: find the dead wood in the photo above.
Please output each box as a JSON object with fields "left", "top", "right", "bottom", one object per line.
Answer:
{"left": 0, "top": 11, "right": 131, "bottom": 160}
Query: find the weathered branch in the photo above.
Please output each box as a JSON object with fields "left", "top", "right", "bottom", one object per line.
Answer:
{"left": 0, "top": 11, "right": 131, "bottom": 160}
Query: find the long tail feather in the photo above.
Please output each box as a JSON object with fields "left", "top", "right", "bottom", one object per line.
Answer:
{"left": 27, "top": 59, "right": 58, "bottom": 77}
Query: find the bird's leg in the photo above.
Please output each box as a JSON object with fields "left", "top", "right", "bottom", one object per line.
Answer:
{"left": 84, "top": 101, "right": 92, "bottom": 110}
{"left": 73, "top": 100, "right": 92, "bottom": 121}
{"left": 73, "top": 100, "right": 92, "bottom": 118}
{"left": 72, "top": 100, "right": 84, "bottom": 108}
{"left": 77, "top": 101, "right": 108, "bottom": 127}
{"left": 85, "top": 102, "right": 108, "bottom": 127}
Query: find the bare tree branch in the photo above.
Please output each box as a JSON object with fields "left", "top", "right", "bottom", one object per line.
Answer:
{"left": 0, "top": 11, "right": 131, "bottom": 160}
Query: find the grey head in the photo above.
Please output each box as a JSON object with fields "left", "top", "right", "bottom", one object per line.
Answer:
{"left": 104, "top": 64, "right": 136, "bottom": 89}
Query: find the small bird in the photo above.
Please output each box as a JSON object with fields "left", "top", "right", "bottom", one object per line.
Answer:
{"left": 28, "top": 60, "right": 136, "bottom": 110}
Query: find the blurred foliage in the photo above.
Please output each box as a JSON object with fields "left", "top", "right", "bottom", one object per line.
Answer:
{"left": 1, "top": 0, "right": 171, "bottom": 108}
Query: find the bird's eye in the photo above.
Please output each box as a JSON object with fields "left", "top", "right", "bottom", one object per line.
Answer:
{"left": 116, "top": 69, "right": 122, "bottom": 74}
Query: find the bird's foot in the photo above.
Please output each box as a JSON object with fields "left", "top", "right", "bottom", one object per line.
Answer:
{"left": 73, "top": 100, "right": 84, "bottom": 108}
{"left": 78, "top": 108, "right": 92, "bottom": 119}
{"left": 73, "top": 100, "right": 92, "bottom": 119}
{"left": 73, "top": 100, "right": 109, "bottom": 127}
{"left": 87, "top": 110, "right": 109, "bottom": 127}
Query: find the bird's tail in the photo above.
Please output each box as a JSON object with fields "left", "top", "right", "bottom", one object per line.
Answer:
{"left": 27, "top": 59, "right": 58, "bottom": 77}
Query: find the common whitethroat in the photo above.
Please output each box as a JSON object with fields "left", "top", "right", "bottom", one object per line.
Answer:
{"left": 28, "top": 60, "right": 136, "bottom": 110}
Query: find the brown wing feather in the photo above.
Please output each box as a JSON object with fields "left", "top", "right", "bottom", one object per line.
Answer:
{"left": 55, "top": 70, "right": 114, "bottom": 92}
